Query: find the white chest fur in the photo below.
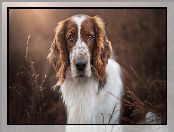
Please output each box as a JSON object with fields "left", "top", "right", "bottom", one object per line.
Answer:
{"left": 60, "top": 59, "right": 124, "bottom": 124}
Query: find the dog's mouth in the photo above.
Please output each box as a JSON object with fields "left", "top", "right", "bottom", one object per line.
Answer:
{"left": 66, "top": 68, "right": 88, "bottom": 78}
{"left": 76, "top": 71, "right": 87, "bottom": 78}
{"left": 66, "top": 65, "right": 92, "bottom": 78}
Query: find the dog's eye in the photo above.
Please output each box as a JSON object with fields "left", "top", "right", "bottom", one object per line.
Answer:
{"left": 68, "top": 35, "right": 73, "bottom": 41}
{"left": 88, "top": 35, "right": 93, "bottom": 41}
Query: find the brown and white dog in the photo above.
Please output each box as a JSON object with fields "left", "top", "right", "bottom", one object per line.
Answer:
{"left": 47, "top": 14, "right": 124, "bottom": 125}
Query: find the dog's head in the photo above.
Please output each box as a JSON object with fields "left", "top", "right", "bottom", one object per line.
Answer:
{"left": 48, "top": 14, "right": 113, "bottom": 85}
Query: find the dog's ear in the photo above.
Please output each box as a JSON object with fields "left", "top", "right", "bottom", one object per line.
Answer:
{"left": 92, "top": 16, "right": 113, "bottom": 86}
{"left": 47, "top": 20, "right": 69, "bottom": 86}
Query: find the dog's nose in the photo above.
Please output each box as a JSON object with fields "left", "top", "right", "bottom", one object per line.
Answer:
{"left": 75, "top": 56, "right": 87, "bottom": 71}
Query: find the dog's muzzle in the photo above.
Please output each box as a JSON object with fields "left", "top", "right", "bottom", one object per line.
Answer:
{"left": 74, "top": 54, "right": 88, "bottom": 76}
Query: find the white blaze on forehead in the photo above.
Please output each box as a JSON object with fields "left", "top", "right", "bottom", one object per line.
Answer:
{"left": 70, "top": 15, "right": 91, "bottom": 77}
{"left": 72, "top": 15, "right": 87, "bottom": 42}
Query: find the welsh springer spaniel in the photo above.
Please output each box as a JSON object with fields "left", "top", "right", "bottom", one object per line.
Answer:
{"left": 47, "top": 14, "right": 123, "bottom": 124}
{"left": 47, "top": 14, "right": 164, "bottom": 128}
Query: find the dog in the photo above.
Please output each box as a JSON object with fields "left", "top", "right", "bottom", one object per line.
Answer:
{"left": 47, "top": 14, "right": 124, "bottom": 124}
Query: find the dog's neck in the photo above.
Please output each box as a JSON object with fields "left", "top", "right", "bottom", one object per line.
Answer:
{"left": 60, "top": 77, "right": 99, "bottom": 123}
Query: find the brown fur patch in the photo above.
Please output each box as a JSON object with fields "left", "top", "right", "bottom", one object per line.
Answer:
{"left": 91, "top": 16, "right": 113, "bottom": 86}
{"left": 48, "top": 20, "right": 69, "bottom": 85}
{"left": 65, "top": 20, "right": 78, "bottom": 51}
{"left": 81, "top": 18, "right": 96, "bottom": 58}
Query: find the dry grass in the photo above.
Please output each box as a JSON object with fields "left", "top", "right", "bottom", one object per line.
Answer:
{"left": 9, "top": 35, "right": 66, "bottom": 124}
{"left": 121, "top": 65, "right": 166, "bottom": 124}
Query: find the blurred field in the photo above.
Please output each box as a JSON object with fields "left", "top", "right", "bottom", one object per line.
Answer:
{"left": 8, "top": 9, "right": 166, "bottom": 124}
